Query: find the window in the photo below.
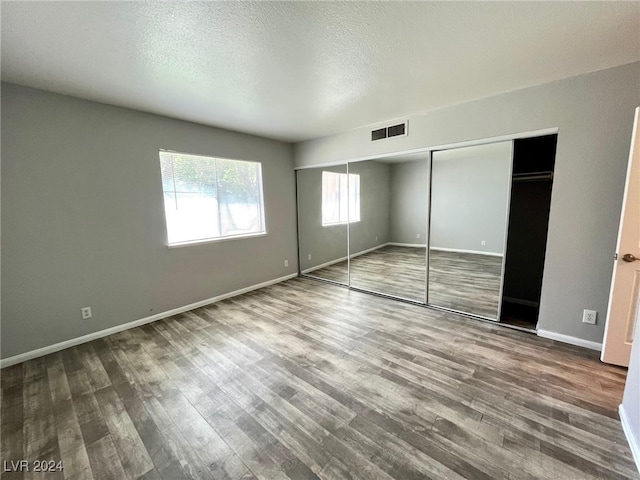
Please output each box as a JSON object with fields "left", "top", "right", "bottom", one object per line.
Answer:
{"left": 321, "top": 171, "right": 360, "bottom": 226}
{"left": 159, "top": 151, "right": 265, "bottom": 246}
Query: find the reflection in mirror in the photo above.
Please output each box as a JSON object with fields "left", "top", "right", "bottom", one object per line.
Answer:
{"left": 296, "top": 165, "right": 349, "bottom": 285}
{"left": 428, "top": 141, "right": 512, "bottom": 319}
{"left": 348, "top": 155, "right": 428, "bottom": 302}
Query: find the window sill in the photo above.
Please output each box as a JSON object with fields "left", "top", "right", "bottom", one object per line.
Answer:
{"left": 321, "top": 220, "right": 361, "bottom": 227}
{"left": 167, "top": 231, "right": 268, "bottom": 249}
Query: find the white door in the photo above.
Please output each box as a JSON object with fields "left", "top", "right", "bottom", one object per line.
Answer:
{"left": 602, "top": 107, "right": 640, "bottom": 367}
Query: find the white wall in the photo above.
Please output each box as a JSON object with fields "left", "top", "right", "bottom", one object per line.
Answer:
{"left": 1, "top": 83, "right": 299, "bottom": 360}
{"left": 294, "top": 62, "right": 640, "bottom": 344}
{"left": 621, "top": 311, "right": 640, "bottom": 473}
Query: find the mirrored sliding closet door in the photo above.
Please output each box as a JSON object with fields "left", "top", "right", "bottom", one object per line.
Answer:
{"left": 428, "top": 141, "right": 513, "bottom": 319}
{"left": 347, "top": 155, "right": 428, "bottom": 302}
{"left": 296, "top": 165, "right": 349, "bottom": 285}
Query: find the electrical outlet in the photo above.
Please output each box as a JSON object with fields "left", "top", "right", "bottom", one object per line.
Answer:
{"left": 582, "top": 309, "right": 597, "bottom": 325}
{"left": 81, "top": 307, "right": 92, "bottom": 320}
{"left": 375, "top": 235, "right": 378, "bottom": 241}
{"left": 416, "top": 233, "right": 421, "bottom": 239}
{"left": 284, "top": 259, "right": 289, "bottom": 267}
{"left": 308, "top": 254, "right": 312, "bottom": 260}
{"left": 481, "top": 240, "right": 486, "bottom": 246}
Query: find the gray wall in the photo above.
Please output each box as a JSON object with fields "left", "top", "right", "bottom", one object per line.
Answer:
{"left": 389, "top": 159, "right": 429, "bottom": 245}
{"left": 296, "top": 166, "right": 349, "bottom": 272}
{"left": 296, "top": 161, "right": 391, "bottom": 272}
{"left": 294, "top": 61, "right": 640, "bottom": 344}
{"left": 1, "top": 83, "right": 298, "bottom": 359}
{"left": 347, "top": 161, "right": 391, "bottom": 255}
{"left": 430, "top": 141, "right": 512, "bottom": 255}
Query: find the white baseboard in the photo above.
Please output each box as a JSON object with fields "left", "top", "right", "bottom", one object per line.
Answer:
{"left": 387, "top": 242, "right": 426, "bottom": 248}
{"left": 536, "top": 329, "right": 603, "bottom": 351}
{"left": 0, "top": 273, "right": 299, "bottom": 369}
{"left": 430, "top": 246, "right": 503, "bottom": 257}
{"left": 305, "top": 243, "right": 501, "bottom": 274}
{"left": 620, "top": 404, "right": 640, "bottom": 475}
{"left": 302, "top": 243, "right": 389, "bottom": 274}
{"left": 350, "top": 243, "right": 388, "bottom": 259}
{"left": 302, "top": 256, "right": 348, "bottom": 274}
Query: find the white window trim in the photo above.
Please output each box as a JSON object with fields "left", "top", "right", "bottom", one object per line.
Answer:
{"left": 159, "top": 149, "right": 267, "bottom": 246}
{"left": 167, "top": 231, "right": 268, "bottom": 249}
{"left": 322, "top": 219, "right": 361, "bottom": 227}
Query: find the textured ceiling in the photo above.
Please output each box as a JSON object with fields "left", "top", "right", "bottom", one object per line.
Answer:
{"left": 2, "top": 1, "right": 639, "bottom": 142}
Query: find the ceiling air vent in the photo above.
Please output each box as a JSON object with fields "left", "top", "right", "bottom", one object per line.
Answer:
{"left": 371, "top": 121, "right": 408, "bottom": 141}
{"left": 371, "top": 128, "right": 387, "bottom": 141}
{"left": 387, "top": 123, "right": 406, "bottom": 138}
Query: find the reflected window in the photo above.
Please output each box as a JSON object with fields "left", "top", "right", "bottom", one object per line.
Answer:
{"left": 159, "top": 151, "right": 265, "bottom": 246}
{"left": 322, "top": 171, "right": 360, "bottom": 226}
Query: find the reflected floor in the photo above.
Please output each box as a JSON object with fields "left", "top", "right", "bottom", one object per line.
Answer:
{"left": 308, "top": 245, "right": 426, "bottom": 301}
{"left": 306, "top": 247, "right": 503, "bottom": 318}
{"left": 351, "top": 245, "right": 426, "bottom": 301}
{"left": 428, "top": 249, "right": 503, "bottom": 318}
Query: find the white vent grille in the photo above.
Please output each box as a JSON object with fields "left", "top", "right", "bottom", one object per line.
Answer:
{"left": 371, "top": 121, "right": 408, "bottom": 141}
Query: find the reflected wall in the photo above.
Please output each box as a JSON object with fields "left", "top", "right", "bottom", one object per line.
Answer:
{"left": 295, "top": 140, "right": 514, "bottom": 320}
{"left": 346, "top": 156, "right": 429, "bottom": 302}
{"left": 428, "top": 141, "right": 512, "bottom": 318}
{"left": 296, "top": 165, "right": 349, "bottom": 285}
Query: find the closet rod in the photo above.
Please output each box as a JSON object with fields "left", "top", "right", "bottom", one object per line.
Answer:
{"left": 512, "top": 173, "right": 553, "bottom": 182}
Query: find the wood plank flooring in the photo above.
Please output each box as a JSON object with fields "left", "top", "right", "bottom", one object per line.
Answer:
{"left": 350, "top": 246, "right": 427, "bottom": 302}
{"left": 307, "top": 245, "right": 427, "bottom": 301}
{"left": 427, "top": 249, "right": 503, "bottom": 319}
{"left": 1, "top": 277, "right": 637, "bottom": 480}
{"left": 306, "top": 246, "right": 503, "bottom": 318}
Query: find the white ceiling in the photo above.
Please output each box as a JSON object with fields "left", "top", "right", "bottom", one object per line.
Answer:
{"left": 2, "top": 1, "right": 639, "bottom": 143}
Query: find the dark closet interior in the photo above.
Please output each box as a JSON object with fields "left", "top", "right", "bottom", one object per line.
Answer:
{"left": 500, "top": 134, "right": 557, "bottom": 329}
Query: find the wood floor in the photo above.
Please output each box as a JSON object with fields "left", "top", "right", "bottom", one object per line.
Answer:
{"left": 1, "top": 277, "right": 637, "bottom": 480}
{"left": 427, "top": 249, "right": 503, "bottom": 319}
{"left": 306, "top": 246, "right": 502, "bottom": 318}
{"left": 307, "top": 245, "right": 427, "bottom": 301}
{"left": 350, "top": 246, "right": 426, "bottom": 302}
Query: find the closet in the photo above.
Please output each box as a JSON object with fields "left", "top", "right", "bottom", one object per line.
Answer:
{"left": 500, "top": 134, "right": 557, "bottom": 328}
{"left": 295, "top": 132, "right": 558, "bottom": 332}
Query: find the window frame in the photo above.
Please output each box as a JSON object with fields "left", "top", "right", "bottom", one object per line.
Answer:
{"left": 159, "top": 149, "right": 267, "bottom": 247}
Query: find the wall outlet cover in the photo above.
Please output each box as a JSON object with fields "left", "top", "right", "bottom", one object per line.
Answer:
{"left": 582, "top": 309, "right": 597, "bottom": 325}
